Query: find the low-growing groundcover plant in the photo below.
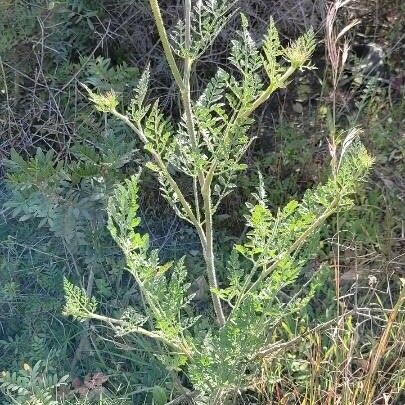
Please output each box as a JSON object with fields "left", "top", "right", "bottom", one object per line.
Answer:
{"left": 63, "top": 0, "right": 374, "bottom": 402}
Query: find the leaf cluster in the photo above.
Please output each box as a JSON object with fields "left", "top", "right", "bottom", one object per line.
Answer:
{"left": 0, "top": 361, "right": 68, "bottom": 405}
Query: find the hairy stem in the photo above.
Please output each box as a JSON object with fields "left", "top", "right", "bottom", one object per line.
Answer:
{"left": 182, "top": 1, "right": 225, "bottom": 324}
{"left": 149, "top": 0, "right": 226, "bottom": 325}
{"left": 181, "top": 60, "right": 199, "bottom": 154}
{"left": 182, "top": 1, "right": 205, "bottom": 189}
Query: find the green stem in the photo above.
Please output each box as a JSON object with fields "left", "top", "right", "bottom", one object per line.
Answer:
{"left": 111, "top": 110, "right": 147, "bottom": 142}
{"left": 181, "top": 2, "right": 205, "bottom": 186}
{"left": 241, "top": 65, "right": 297, "bottom": 119}
{"left": 149, "top": 0, "right": 184, "bottom": 90}
{"left": 207, "top": 65, "right": 298, "bottom": 180}
{"left": 184, "top": 0, "right": 192, "bottom": 51}
{"left": 181, "top": 60, "right": 199, "bottom": 151}
{"left": 202, "top": 183, "right": 226, "bottom": 326}
{"left": 182, "top": 0, "right": 225, "bottom": 325}
{"left": 201, "top": 66, "right": 299, "bottom": 321}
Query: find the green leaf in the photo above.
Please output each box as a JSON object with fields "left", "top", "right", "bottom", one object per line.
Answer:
{"left": 62, "top": 278, "right": 97, "bottom": 321}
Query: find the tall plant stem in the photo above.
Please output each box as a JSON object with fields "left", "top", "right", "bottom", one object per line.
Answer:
{"left": 181, "top": 0, "right": 204, "bottom": 187}
{"left": 149, "top": 0, "right": 184, "bottom": 90}
{"left": 184, "top": 0, "right": 225, "bottom": 325}
{"left": 148, "top": 0, "right": 226, "bottom": 325}
{"left": 181, "top": 60, "right": 198, "bottom": 151}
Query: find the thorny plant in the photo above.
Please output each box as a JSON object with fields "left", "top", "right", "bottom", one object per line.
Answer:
{"left": 64, "top": 0, "right": 374, "bottom": 402}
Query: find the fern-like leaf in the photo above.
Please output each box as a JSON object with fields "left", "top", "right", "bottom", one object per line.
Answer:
{"left": 62, "top": 278, "right": 97, "bottom": 321}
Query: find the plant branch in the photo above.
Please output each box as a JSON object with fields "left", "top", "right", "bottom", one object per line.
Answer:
{"left": 111, "top": 109, "right": 147, "bottom": 143}
{"left": 241, "top": 65, "right": 297, "bottom": 119}
{"left": 231, "top": 196, "right": 341, "bottom": 316}
{"left": 241, "top": 196, "right": 341, "bottom": 301}
{"left": 87, "top": 312, "right": 193, "bottom": 358}
{"left": 111, "top": 109, "right": 206, "bottom": 246}
{"left": 206, "top": 65, "right": 298, "bottom": 181}
{"left": 253, "top": 311, "right": 354, "bottom": 359}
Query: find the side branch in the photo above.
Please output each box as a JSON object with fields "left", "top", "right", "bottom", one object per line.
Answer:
{"left": 87, "top": 312, "right": 193, "bottom": 358}
{"left": 248, "top": 196, "right": 340, "bottom": 293}
{"left": 111, "top": 109, "right": 207, "bottom": 248}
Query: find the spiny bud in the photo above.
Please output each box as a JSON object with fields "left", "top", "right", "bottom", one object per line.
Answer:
{"left": 81, "top": 83, "right": 119, "bottom": 113}
{"left": 284, "top": 28, "right": 316, "bottom": 68}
